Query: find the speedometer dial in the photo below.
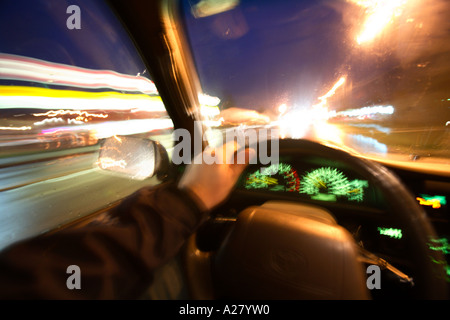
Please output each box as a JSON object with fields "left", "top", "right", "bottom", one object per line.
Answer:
{"left": 300, "top": 167, "right": 350, "bottom": 202}
{"left": 299, "top": 167, "right": 369, "bottom": 202}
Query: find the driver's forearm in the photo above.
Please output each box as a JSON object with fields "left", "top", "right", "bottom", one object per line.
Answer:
{"left": 0, "top": 182, "right": 207, "bottom": 299}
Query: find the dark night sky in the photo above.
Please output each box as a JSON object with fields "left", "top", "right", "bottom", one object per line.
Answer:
{"left": 182, "top": 0, "right": 349, "bottom": 112}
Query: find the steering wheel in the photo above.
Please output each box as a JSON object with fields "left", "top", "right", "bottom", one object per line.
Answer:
{"left": 184, "top": 139, "right": 449, "bottom": 300}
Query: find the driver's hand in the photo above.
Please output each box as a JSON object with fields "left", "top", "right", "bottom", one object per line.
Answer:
{"left": 178, "top": 140, "right": 256, "bottom": 211}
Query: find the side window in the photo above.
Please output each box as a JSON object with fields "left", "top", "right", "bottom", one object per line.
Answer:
{"left": 0, "top": 0, "right": 173, "bottom": 249}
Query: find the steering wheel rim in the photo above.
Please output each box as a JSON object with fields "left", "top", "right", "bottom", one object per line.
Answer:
{"left": 256, "top": 139, "right": 449, "bottom": 299}
{"left": 187, "top": 138, "right": 449, "bottom": 299}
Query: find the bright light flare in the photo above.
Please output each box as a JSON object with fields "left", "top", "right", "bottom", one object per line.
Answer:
{"left": 277, "top": 77, "right": 346, "bottom": 139}
{"left": 199, "top": 93, "right": 221, "bottom": 106}
{"left": 200, "top": 105, "right": 221, "bottom": 119}
{"left": 352, "top": 0, "right": 409, "bottom": 45}
{"left": 277, "top": 109, "right": 313, "bottom": 139}
{"left": 313, "top": 121, "right": 344, "bottom": 146}
{"left": 278, "top": 103, "right": 287, "bottom": 115}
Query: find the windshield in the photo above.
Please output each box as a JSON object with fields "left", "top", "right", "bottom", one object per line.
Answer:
{"left": 181, "top": 0, "right": 450, "bottom": 171}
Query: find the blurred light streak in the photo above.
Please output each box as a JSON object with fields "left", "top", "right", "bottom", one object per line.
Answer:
{"left": 33, "top": 110, "right": 109, "bottom": 125}
{"left": 312, "top": 77, "right": 346, "bottom": 121}
{"left": 40, "top": 118, "right": 174, "bottom": 140}
{"left": 113, "top": 135, "right": 123, "bottom": 143}
{"left": 346, "top": 123, "right": 391, "bottom": 134}
{"left": 0, "top": 86, "right": 167, "bottom": 112}
{"left": 96, "top": 157, "right": 127, "bottom": 170}
{"left": 0, "top": 126, "right": 32, "bottom": 131}
{"left": 33, "top": 110, "right": 108, "bottom": 119}
{"left": 316, "top": 77, "right": 346, "bottom": 106}
{"left": 347, "top": 134, "right": 388, "bottom": 155}
{"left": 0, "top": 53, "right": 158, "bottom": 94}
{"left": 334, "top": 105, "right": 394, "bottom": 118}
{"left": 67, "top": 119, "right": 85, "bottom": 125}
{"left": 34, "top": 118, "right": 65, "bottom": 126}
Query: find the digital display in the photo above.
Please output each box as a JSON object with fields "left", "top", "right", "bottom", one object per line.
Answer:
{"left": 244, "top": 163, "right": 369, "bottom": 203}
{"left": 416, "top": 194, "right": 447, "bottom": 209}
{"left": 378, "top": 227, "right": 403, "bottom": 239}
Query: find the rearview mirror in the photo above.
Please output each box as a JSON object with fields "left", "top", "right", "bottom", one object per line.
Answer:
{"left": 96, "top": 136, "right": 169, "bottom": 180}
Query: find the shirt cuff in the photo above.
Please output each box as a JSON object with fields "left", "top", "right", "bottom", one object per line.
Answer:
{"left": 166, "top": 183, "right": 210, "bottom": 221}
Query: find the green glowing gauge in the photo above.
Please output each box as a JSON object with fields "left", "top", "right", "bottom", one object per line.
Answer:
{"left": 378, "top": 227, "right": 403, "bottom": 239}
{"left": 428, "top": 238, "right": 450, "bottom": 255}
{"left": 300, "top": 167, "right": 349, "bottom": 202}
{"left": 347, "top": 179, "right": 369, "bottom": 202}
{"left": 428, "top": 237, "right": 450, "bottom": 283}
{"left": 245, "top": 163, "right": 300, "bottom": 192}
{"left": 299, "top": 167, "right": 369, "bottom": 202}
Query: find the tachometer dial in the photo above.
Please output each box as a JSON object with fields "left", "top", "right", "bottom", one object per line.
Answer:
{"left": 245, "top": 163, "right": 300, "bottom": 192}
{"left": 346, "top": 179, "right": 369, "bottom": 202}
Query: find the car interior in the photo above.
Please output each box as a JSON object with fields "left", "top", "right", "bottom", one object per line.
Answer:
{"left": 0, "top": 0, "right": 449, "bottom": 300}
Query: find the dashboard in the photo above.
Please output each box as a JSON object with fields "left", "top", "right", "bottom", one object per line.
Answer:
{"left": 238, "top": 155, "right": 385, "bottom": 211}
{"left": 226, "top": 154, "right": 450, "bottom": 296}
